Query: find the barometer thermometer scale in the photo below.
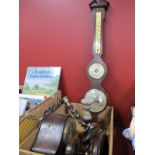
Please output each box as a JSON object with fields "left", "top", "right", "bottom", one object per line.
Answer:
{"left": 82, "top": 0, "right": 110, "bottom": 113}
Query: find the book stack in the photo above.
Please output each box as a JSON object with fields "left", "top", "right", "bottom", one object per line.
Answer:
{"left": 19, "top": 66, "right": 61, "bottom": 117}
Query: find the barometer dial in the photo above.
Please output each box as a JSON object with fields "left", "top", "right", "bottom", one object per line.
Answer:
{"left": 88, "top": 62, "right": 106, "bottom": 80}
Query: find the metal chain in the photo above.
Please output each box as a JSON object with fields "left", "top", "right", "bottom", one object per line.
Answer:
{"left": 38, "top": 98, "right": 63, "bottom": 125}
{"left": 62, "top": 96, "right": 95, "bottom": 153}
{"left": 62, "top": 97, "right": 90, "bottom": 128}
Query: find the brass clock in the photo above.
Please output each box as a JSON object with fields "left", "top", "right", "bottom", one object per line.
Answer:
{"left": 32, "top": 114, "right": 76, "bottom": 155}
{"left": 63, "top": 116, "right": 76, "bottom": 143}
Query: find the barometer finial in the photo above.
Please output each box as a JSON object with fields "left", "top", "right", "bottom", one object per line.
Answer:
{"left": 89, "top": 0, "right": 110, "bottom": 11}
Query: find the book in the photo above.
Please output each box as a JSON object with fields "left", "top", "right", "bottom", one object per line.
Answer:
{"left": 19, "top": 93, "right": 45, "bottom": 105}
{"left": 22, "top": 67, "right": 61, "bottom": 96}
{"left": 19, "top": 94, "right": 46, "bottom": 117}
{"left": 19, "top": 98, "right": 28, "bottom": 117}
{"left": 19, "top": 93, "right": 45, "bottom": 100}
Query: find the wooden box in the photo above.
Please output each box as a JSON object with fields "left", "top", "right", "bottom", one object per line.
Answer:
{"left": 19, "top": 91, "right": 62, "bottom": 143}
{"left": 19, "top": 102, "right": 113, "bottom": 155}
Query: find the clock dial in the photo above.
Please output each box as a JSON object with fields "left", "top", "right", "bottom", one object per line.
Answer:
{"left": 84, "top": 89, "right": 107, "bottom": 113}
{"left": 88, "top": 62, "right": 106, "bottom": 80}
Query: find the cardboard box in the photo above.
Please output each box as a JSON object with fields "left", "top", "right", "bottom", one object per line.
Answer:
{"left": 19, "top": 103, "right": 113, "bottom": 155}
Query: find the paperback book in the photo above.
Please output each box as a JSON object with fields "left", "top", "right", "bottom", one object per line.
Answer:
{"left": 22, "top": 66, "right": 61, "bottom": 96}
{"left": 19, "top": 98, "right": 28, "bottom": 117}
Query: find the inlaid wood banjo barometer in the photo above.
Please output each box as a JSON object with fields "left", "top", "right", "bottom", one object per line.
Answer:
{"left": 30, "top": 2, "right": 110, "bottom": 155}
{"left": 82, "top": 0, "right": 109, "bottom": 113}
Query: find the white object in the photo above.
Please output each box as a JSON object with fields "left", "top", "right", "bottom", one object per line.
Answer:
{"left": 88, "top": 62, "right": 105, "bottom": 80}
{"left": 19, "top": 93, "right": 45, "bottom": 100}
{"left": 19, "top": 98, "right": 28, "bottom": 117}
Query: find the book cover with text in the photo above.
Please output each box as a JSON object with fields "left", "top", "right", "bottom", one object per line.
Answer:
{"left": 22, "top": 67, "right": 61, "bottom": 96}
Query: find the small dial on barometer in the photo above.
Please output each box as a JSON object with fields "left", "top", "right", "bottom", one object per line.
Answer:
{"left": 88, "top": 62, "right": 106, "bottom": 80}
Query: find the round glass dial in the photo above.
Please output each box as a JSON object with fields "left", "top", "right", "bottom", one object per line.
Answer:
{"left": 63, "top": 117, "right": 76, "bottom": 143}
{"left": 84, "top": 89, "right": 107, "bottom": 113}
{"left": 88, "top": 62, "right": 105, "bottom": 80}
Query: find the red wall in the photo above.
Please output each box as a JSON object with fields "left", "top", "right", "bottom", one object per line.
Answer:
{"left": 19, "top": 0, "right": 135, "bottom": 128}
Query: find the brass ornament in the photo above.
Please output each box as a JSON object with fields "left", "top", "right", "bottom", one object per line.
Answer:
{"left": 19, "top": 116, "right": 38, "bottom": 143}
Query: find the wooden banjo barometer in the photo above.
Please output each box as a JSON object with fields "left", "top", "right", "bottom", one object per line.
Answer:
{"left": 29, "top": 2, "right": 110, "bottom": 155}
{"left": 82, "top": 0, "right": 109, "bottom": 113}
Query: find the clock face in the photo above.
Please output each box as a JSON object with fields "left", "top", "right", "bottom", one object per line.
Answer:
{"left": 84, "top": 89, "right": 107, "bottom": 113}
{"left": 88, "top": 62, "right": 106, "bottom": 80}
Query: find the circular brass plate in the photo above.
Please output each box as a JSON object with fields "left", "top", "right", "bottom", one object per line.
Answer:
{"left": 92, "top": 131, "right": 109, "bottom": 155}
{"left": 63, "top": 117, "right": 76, "bottom": 143}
